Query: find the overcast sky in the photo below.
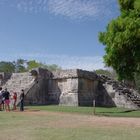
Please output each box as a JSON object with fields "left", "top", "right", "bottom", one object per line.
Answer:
{"left": 0, "top": 0, "right": 120, "bottom": 70}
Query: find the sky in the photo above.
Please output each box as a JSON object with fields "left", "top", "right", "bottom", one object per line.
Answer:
{"left": 0, "top": 0, "right": 120, "bottom": 70}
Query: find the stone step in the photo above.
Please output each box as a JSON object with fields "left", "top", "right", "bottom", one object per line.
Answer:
{"left": 131, "top": 100, "right": 140, "bottom": 107}
{"left": 2, "top": 73, "right": 34, "bottom": 96}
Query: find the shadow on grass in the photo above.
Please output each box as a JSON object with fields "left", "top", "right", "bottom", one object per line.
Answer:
{"left": 95, "top": 109, "right": 140, "bottom": 117}
{"left": 97, "top": 109, "right": 137, "bottom": 114}
{"left": 24, "top": 107, "right": 40, "bottom": 112}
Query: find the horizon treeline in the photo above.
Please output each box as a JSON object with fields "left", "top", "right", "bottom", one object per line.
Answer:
{"left": 0, "top": 59, "right": 61, "bottom": 73}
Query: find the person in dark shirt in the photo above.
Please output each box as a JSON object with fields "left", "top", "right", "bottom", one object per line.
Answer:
{"left": 1, "top": 90, "right": 5, "bottom": 110}
{"left": 20, "top": 89, "right": 25, "bottom": 111}
{"left": 0, "top": 87, "right": 3, "bottom": 111}
{"left": 3, "top": 88, "right": 10, "bottom": 111}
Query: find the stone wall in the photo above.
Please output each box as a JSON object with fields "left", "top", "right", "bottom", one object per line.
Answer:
{"left": 47, "top": 69, "right": 99, "bottom": 106}
{"left": 24, "top": 68, "right": 52, "bottom": 105}
{"left": 48, "top": 70, "right": 79, "bottom": 106}
{"left": 47, "top": 78, "right": 78, "bottom": 106}
{"left": 0, "top": 72, "right": 12, "bottom": 86}
{"left": 78, "top": 78, "right": 98, "bottom": 106}
{"left": 2, "top": 72, "right": 34, "bottom": 94}
{"left": 97, "top": 75, "right": 140, "bottom": 109}
{"left": 21, "top": 69, "right": 140, "bottom": 109}
{"left": 1, "top": 68, "right": 140, "bottom": 109}
{"left": 24, "top": 78, "right": 48, "bottom": 105}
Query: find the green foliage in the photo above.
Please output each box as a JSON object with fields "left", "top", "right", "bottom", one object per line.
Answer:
{"left": 14, "top": 59, "right": 27, "bottom": 72}
{"left": 0, "top": 59, "right": 61, "bottom": 73}
{"left": 0, "top": 61, "right": 15, "bottom": 73}
{"left": 134, "top": 0, "right": 140, "bottom": 10}
{"left": 27, "top": 60, "right": 61, "bottom": 71}
{"left": 27, "top": 60, "right": 43, "bottom": 70}
{"left": 119, "top": 0, "right": 135, "bottom": 12}
{"left": 0, "top": 107, "right": 140, "bottom": 140}
{"left": 99, "top": 0, "right": 140, "bottom": 81}
{"left": 29, "top": 105, "right": 140, "bottom": 117}
{"left": 95, "top": 69, "right": 117, "bottom": 79}
{"left": 44, "top": 64, "right": 62, "bottom": 71}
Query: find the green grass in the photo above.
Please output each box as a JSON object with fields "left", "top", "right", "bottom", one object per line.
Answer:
{"left": 0, "top": 106, "right": 140, "bottom": 140}
{"left": 0, "top": 109, "right": 140, "bottom": 140}
{"left": 27, "top": 105, "right": 140, "bottom": 117}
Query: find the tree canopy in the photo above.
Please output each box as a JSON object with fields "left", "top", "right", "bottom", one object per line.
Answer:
{"left": 95, "top": 69, "right": 117, "bottom": 80}
{"left": 0, "top": 59, "right": 61, "bottom": 73}
{"left": 27, "top": 60, "right": 43, "bottom": 70}
{"left": 0, "top": 61, "right": 15, "bottom": 73}
{"left": 99, "top": 0, "right": 140, "bottom": 81}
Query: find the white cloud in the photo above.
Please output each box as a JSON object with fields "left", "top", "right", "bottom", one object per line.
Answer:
{"left": 44, "top": 54, "right": 105, "bottom": 70}
{"left": 0, "top": 0, "right": 118, "bottom": 20}
{"left": 47, "top": 0, "right": 117, "bottom": 20}
{"left": 15, "top": 0, "right": 48, "bottom": 13}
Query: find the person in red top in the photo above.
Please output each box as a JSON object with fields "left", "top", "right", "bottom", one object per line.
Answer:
{"left": 12, "top": 92, "right": 17, "bottom": 110}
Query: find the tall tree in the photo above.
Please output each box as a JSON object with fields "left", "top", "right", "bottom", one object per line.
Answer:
{"left": 27, "top": 60, "right": 62, "bottom": 71}
{"left": 0, "top": 61, "right": 15, "bottom": 73}
{"left": 95, "top": 69, "right": 117, "bottom": 79}
{"left": 27, "top": 60, "right": 42, "bottom": 70}
{"left": 99, "top": 0, "right": 140, "bottom": 82}
{"left": 14, "top": 59, "right": 27, "bottom": 72}
{"left": 45, "top": 64, "right": 61, "bottom": 71}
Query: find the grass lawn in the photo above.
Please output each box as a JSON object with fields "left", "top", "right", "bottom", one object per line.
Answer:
{"left": 28, "top": 105, "right": 140, "bottom": 117}
{"left": 0, "top": 106, "right": 140, "bottom": 140}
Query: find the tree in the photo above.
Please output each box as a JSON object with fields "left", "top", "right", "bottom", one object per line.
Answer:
{"left": 27, "top": 60, "right": 62, "bottom": 71}
{"left": 14, "top": 59, "right": 27, "bottom": 73}
{"left": 0, "top": 59, "right": 62, "bottom": 73}
{"left": 44, "top": 64, "right": 62, "bottom": 71}
{"left": 95, "top": 69, "right": 117, "bottom": 79}
{"left": 27, "top": 60, "right": 42, "bottom": 70}
{"left": 99, "top": 0, "right": 140, "bottom": 82}
{"left": 0, "top": 61, "right": 15, "bottom": 73}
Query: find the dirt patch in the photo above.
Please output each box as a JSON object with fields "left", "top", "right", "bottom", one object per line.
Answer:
{"left": 17, "top": 110, "right": 140, "bottom": 128}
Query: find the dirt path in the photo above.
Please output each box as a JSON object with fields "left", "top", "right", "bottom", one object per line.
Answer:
{"left": 19, "top": 110, "right": 140, "bottom": 128}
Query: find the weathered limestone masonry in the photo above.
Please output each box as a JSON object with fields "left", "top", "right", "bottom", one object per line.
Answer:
{"left": 25, "top": 68, "right": 52, "bottom": 105}
{"left": 0, "top": 68, "right": 140, "bottom": 109}
{"left": 0, "top": 72, "right": 12, "bottom": 85}
{"left": 0, "top": 72, "right": 34, "bottom": 105}
{"left": 48, "top": 69, "right": 99, "bottom": 106}
{"left": 27, "top": 68, "right": 140, "bottom": 109}
{"left": 2, "top": 73, "right": 34, "bottom": 93}
{"left": 47, "top": 69, "right": 79, "bottom": 106}
{"left": 97, "top": 75, "right": 140, "bottom": 109}
{"left": 76, "top": 69, "right": 99, "bottom": 106}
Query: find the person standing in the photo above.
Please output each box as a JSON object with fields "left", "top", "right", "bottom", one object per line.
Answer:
{"left": 3, "top": 88, "right": 10, "bottom": 112}
{"left": 20, "top": 89, "right": 25, "bottom": 111}
{"left": 0, "top": 87, "right": 3, "bottom": 111}
{"left": 1, "top": 90, "right": 5, "bottom": 110}
{"left": 12, "top": 92, "right": 17, "bottom": 110}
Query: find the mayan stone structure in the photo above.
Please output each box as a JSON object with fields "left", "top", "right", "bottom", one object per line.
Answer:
{"left": 0, "top": 68, "right": 140, "bottom": 109}
{"left": 48, "top": 69, "right": 99, "bottom": 106}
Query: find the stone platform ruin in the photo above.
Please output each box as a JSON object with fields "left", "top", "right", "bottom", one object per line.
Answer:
{"left": 0, "top": 68, "right": 140, "bottom": 109}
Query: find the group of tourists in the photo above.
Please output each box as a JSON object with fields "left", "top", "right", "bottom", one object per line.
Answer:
{"left": 0, "top": 87, "right": 25, "bottom": 112}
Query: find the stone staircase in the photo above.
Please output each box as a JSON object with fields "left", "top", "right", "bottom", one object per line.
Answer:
{"left": 99, "top": 75, "right": 140, "bottom": 109}
{"left": 2, "top": 72, "right": 35, "bottom": 104}
{"left": 126, "top": 90, "right": 140, "bottom": 107}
